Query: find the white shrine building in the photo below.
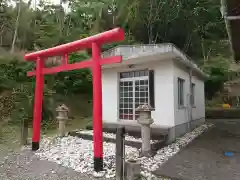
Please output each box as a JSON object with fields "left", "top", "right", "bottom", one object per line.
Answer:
{"left": 101, "top": 44, "right": 206, "bottom": 143}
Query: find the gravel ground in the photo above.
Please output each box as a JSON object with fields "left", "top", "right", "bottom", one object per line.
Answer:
{"left": 154, "top": 119, "right": 240, "bottom": 180}
{"left": 0, "top": 123, "right": 212, "bottom": 180}
{"left": 35, "top": 124, "right": 212, "bottom": 179}
{"left": 0, "top": 149, "right": 171, "bottom": 180}
{"left": 0, "top": 149, "right": 113, "bottom": 180}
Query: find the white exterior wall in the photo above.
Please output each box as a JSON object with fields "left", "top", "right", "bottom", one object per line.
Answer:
{"left": 102, "top": 60, "right": 175, "bottom": 127}
{"left": 173, "top": 62, "right": 205, "bottom": 126}
{"left": 191, "top": 76, "right": 205, "bottom": 120}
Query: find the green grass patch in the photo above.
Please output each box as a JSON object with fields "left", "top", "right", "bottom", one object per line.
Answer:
{"left": 42, "top": 117, "right": 90, "bottom": 136}
{"left": 0, "top": 117, "right": 91, "bottom": 158}
{"left": 0, "top": 124, "right": 22, "bottom": 158}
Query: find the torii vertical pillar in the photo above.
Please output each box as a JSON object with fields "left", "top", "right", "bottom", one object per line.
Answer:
{"left": 32, "top": 58, "right": 44, "bottom": 150}
{"left": 92, "top": 42, "right": 103, "bottom": 171}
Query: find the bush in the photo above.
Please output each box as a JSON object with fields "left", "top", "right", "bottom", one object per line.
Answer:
{"left": 11, "top": 83, "right": 54, "bottom": 126}
{"left": 206, "top": 108, "right": 240, "bottom": 119}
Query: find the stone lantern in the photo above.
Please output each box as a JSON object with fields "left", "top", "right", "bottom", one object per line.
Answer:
{"left": 136, "top": 103, "right": 154, "bottom": 157}
{"left": 56, "top": 104, "right": 69, "bottom": 137}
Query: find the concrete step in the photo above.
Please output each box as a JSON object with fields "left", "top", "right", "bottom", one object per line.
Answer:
{"left": 86, "top": 122, "right": 169, "bottom": 140}
{"left": 68, "top": 130, "right": 167, "bottom": 152}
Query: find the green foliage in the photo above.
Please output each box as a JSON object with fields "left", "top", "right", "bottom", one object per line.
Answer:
{"left": 206, "top": 108, "right": 240, "bottom": 119}
{"left": 0, "top": 0, "right": 227, "bottom": 57}
{"left": 0, "top": 0, "right": 235, "bottom": 109}
{"left": 0, "top": 51, "right": 92, "bottom": 127}
{"left": 11, "top": 82, "right": 54, "bottom": 125}
{"left": 203, "top": 57, "right": 230, "bottom": 99}
{"left": 50, "top": 52, "right": 92, "bottom": 95}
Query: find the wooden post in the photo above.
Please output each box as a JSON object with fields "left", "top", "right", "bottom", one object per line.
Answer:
{"left": 116, "top": 126, "right": 125, "bottom": 180}
{"left": 21, "top": 119, "right": 29, "bottom": 145}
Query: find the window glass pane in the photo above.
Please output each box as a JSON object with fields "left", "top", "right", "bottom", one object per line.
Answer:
{"left": 120, "top": 87, "right": 124, "bottom": 93}
{"left": 140, "top": 92, "right": 146, "bottom": 97}
{"left": 135, "top": 98, "right": 140, "bottom": 103}
{"left": 135, "top": 92, "right": 139, "bottom": 97}
{"left": 120, "top": 72, "right": 127, "bottom": 78}
{"left": 145, "top": 71, "right": 149, "bottom": 76}
{"left": 135, "top": 80, "right": 140, "bottom": 86}
{"left": 134, "top": 71, "right": 140, "bottom": 77}
{"left": 129, "top": 103, "right": 133, "bottom": 108}
{"left": 129, "top": 92, "right": 133, "bottom": 97}
{"left": 135, "top": 103, "right": 139, "bottom": 108}
{"left": 140, "top": 98, "right": 146, "bottom": 103}
{"left": 124, "top": 87, "right": 128, "bottom": 91}
{"left": 129, "top": 114, "right": 134, "bottom": 120}
{"left": 139, "top": 70, "right": 145, "bottom": 76}
{"left": 123, "top": 81, "right": 128, "bottom": 86}
{"left": 139, "top": 86, "right": 148, "bottom": 91}
{"left": 129, "top": 109, "right": 133, "bottom": 114}
{"left": 129, "top": 72, "right": 134, "bottom": 78}
{"left": 177, "top": 78, "right": 184, "bottom": 107}
{"left": 191, "top": 83, "right": 195, "bottom": 105}
{"left": 120, "top": 70, "right": 148, "bottom": 79}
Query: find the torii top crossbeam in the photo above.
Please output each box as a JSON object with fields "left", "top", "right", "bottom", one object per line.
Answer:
{"left": 25, "top": 28, "right": 124, "bottom": 61}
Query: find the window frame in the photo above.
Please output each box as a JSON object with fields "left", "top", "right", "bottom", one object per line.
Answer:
{"left": 148, "top": 70, "right": 155, "bottom": 108}
{"left": 191, "top": 83, "right": 196, "bottom": 107}
{"left": 177, "top": 78, "right": 185, "bottom": 108}
{"left": 118, "top": 69, "right": 155, "bottom": 121}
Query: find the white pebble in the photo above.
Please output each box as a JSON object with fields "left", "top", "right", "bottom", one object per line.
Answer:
{"left": 35, "top": 123, "right": 213, "bottom": 178}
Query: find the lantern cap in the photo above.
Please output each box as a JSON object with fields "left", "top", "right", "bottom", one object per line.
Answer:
{"left": 56, "top": 104, "right": 69, "bottom": 112}
{"left": 136, "top": 103, "right": 154, "bottom": 112}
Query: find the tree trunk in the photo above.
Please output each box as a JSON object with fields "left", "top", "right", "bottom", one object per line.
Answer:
{"left": 11, "top": 0, "right": 21, "bottom": 54}
{"left": 0, "top": 121, "right": 3, "bottom": 142}
{"left": 21, "top": 119, "right": 28, "bottom": 145}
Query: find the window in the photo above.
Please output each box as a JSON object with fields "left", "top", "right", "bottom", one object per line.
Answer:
{"left": 119, "top": 70, "right": 154, "bottom": 120}
{"left": 191, "top": 83, "right": 195, "bottom": 106}
{"left": 177, "top": 78, "right": 185, "bottom": 107}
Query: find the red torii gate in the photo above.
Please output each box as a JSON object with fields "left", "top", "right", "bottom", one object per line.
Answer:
{"left": 24, "top": 28, "right": 125, "bottom": 172}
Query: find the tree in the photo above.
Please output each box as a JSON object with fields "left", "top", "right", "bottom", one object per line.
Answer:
{"left": 203, "top": 56, "right": 229, "bottom": 99}
{"left": 11, "top": 0, "right": 22, "bottom": 53}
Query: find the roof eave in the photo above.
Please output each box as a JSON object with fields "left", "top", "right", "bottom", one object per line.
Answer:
{"left": 101, "top": 43, "right": 206, "bottom": 78}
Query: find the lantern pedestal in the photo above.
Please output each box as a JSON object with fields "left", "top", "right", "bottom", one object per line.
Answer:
{"left": 136, "top": 104, "right": 155, "bottom": 157}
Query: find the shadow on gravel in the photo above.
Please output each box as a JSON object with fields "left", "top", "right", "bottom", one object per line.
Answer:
{"left": 154, "top": 119, "right": 240, "bottom": 180}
